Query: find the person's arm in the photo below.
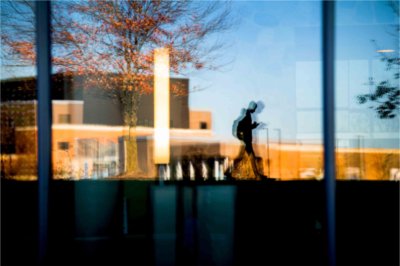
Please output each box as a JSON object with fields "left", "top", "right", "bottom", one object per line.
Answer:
{"left": 252, "top": 122, "right": 259, "bottom": 129}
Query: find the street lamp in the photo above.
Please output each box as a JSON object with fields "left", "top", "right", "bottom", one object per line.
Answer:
{"left": 357, "top": 135, "right": 365, "bottom": 180}
{"left": 260, "top": 126, "right": 270, "bottom": 178}
{"left": 274, "top": 128, "right": 281, "bottom": 179}
{"left": 296, "top": 140, "right": 302, "bottom": 179}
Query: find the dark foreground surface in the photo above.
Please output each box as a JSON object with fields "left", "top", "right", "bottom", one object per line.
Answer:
{"left": 2, "top": 180, "right": 399, "bottom": 265}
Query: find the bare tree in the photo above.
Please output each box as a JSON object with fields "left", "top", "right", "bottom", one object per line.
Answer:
{"left": 1, "top": 0, "right": 234, "bottom": 175}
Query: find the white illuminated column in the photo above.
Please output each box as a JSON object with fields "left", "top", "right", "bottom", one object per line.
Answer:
{"left": 214, "top": 160, "right": 219, "bottom": 180}
{"left": 154, "top": 48, "right": 170, "bottom": 180}
{"left": 176, "top": 161, "right": 183, "bottom": 180}
{"left": 202, "top": 161, "right": 208, "bottom": 180}
{"left": 189, "top": 162, "right": 195, "bottom": 181}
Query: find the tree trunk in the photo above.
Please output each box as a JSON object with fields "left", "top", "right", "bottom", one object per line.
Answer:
{"left": 121, "top": 90, "right": 140, "bottom": 176}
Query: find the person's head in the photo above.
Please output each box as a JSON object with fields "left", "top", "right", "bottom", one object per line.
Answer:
{"left": 254, "top": 100, "right": 265, "bottom": 114}
{"left": 248, "top": 101, "right": 257, "bottom": 113}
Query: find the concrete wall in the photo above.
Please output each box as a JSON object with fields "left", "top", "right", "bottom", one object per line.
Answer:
{"left": 190, "top": 110, "right": 212, "bottom": 130}
{"left": 82, "top": 78, "right": 189, "bottom": 128}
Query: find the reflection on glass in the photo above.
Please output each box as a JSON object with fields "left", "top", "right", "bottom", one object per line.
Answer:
{"left": 3, "top": 1, "right": 397, "bottom": 181}
{"left": 1, "top": 1, "right": 37, "bottom": 180}
{"left": 228, "top": 101, "right": 273, "bottom": 180}
{"left": 2, "top": 0, "right": 324, "bottom": 181}
{"left": 45, "top": 0, "right": 234, "bottom": 180}
{"left": 336, "top": 0, "right": 400, "bottom": 180}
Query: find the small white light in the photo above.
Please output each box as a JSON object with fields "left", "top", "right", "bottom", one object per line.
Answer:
{"left": 376, "top": 49, "right": 395, "bottom": 53}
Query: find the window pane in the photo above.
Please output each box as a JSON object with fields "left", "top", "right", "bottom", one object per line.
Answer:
{"left": 1, "top": 1, "right": 38, "bottom": 264}
{"left": 44, "top": 1, "right": 327, "bottom": 266}
{"left": 335, "top": 1, "right": 400, "bottom": 180}
{"left": 1, "top": 1, "right": 37, "bottom": 180}
{"left": 47, "top": 1, "right": 323, "bottom": 181}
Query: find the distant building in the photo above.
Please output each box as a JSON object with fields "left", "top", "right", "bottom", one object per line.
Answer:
{"left": 1, "top": 74, "right": 399, "bottom": 180}
{"left": 1, "top": 74, "right": 220, "bottom": 179}
{"left": 1, "top": 74, "right": 190, "bottom": 128}
{"left": 190, "top": 110, "right": 212, "bottom": 130}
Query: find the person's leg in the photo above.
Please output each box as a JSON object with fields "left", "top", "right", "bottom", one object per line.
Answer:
{"left": 245, "top": 141, "right": 270, "bottom": 179}
{"left": 244, "top": 143, "right": 262, "bottom": 179}
{"left": 248, "top": 151, "right": 260, "bottom": 178}
{"left": 225, "top": 144, "right": 246, "bottom": 179}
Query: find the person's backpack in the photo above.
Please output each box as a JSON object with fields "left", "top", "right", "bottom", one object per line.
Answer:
{"left": 236, "top": 118, "right": 245, "bottom": 140}
{"left": 232, "top": 109, "right": 246, "bottom": 140}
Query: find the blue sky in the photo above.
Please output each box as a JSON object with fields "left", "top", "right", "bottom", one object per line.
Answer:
{"left": 188, "top": 1, "right": 399, "bottom": 148}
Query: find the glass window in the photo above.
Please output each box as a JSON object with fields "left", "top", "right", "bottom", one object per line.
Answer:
{"left": 1, "top": 1, "right": 37, "bottom": 181}
{"left": 47, "top": 0, "right": 323, "bottom": 181}
{"left": 335, "top": 0, "right": 400, "bottom": 180}
{"left": 200, "top": 122, "right": 208, "bottom": 130}
{"left": 58, "top": 141, "right": 69, "bottom": 150}
{"left": 3, "top": 2, "right": 400, "bottom": 266}
{"left": 58, "top": 114, "right": 71, "bottom": 124}
{"left": 1, "top": 1, "right": 39, "bottom": 265}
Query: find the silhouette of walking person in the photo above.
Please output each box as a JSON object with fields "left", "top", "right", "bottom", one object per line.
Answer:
{"left": 232, "top": 101, "right": 269, "bottom": 180}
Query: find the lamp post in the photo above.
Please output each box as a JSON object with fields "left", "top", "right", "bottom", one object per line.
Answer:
{"left": 357, "top": 135, "right": 364, "bottom": 180}
{"left": 274, "top": 128, "right": 281, "bottom": 179}
{"left": 97, "top": 139, "right": 100, "bottom": 179}
{"left": 297, "top": 140, "right": 302, "bottom": 178}
{"left": 260, "top": 126, "right": 270, "bottom": 178}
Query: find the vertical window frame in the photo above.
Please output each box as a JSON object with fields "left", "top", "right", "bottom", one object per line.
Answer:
{"left": 36, "top": 1, "right": 52, "bottom": 263}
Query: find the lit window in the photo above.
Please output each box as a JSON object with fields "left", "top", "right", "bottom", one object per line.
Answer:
{"left": 200, "top": 122, "right": 208, "bottom": 129}
{"left": 59, "top": 114, "right": 71, "bottom": 124}
{"left": 58, "top": 142, "right": 69, "bottom": 150}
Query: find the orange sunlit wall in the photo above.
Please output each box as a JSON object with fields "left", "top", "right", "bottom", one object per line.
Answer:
{"left": 3, "top": 126, "right": 399, "bottom": 181}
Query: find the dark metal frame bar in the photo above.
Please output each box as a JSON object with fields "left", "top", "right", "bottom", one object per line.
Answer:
{"left": 36, "top": 1, "right": 52, "bottom": 263}
{"left": 322, "top": 1, "right": 336, "bottom": 265}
